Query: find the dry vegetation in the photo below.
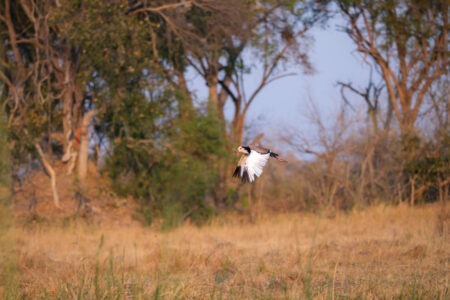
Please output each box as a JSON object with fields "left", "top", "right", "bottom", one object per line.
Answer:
{"left": 2, "top": 203, "right": 448, "bottom": 299}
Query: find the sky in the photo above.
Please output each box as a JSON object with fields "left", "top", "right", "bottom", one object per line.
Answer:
{"left": 186, "top": 17, "right": 375, "bottom": 148}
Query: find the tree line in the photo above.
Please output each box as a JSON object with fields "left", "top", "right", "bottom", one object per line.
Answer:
{"left": 0, "top": 0, "right": 448, "bottom": 224}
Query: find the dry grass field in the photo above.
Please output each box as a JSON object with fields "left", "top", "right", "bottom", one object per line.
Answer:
{"left": 1, "top": 203, "right": 449, "bottom": 299}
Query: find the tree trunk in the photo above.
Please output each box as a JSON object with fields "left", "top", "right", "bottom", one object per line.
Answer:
{"left": 410, "top": 175, "right": 416, "bottom": 206}
{"left": 207, "top": 77, "right": 219, "bottom": 111}
{"left": 57, "top": 49, "right": 83, "bottom": 173}
{"left": 78, "top": 110, "right": 97, "bottom": 183}
{"left": 62, "top": 85, "right": 73, "bottom": 155}
{"left": 35, "top": 143, "right": 60, "bottom": 208}
{"left": 384, "top": 98, "right": 394, "bottom": 131}
{"left": 233, "top": 114, "right": 245, "bottom": 146}
{"left": 369, "top": 108, "right": 378, "bottom": 135}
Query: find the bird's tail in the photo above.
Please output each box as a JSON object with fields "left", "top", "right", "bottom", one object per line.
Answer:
{"left": 269, "top": 152, "right": 287, "bottom": 163}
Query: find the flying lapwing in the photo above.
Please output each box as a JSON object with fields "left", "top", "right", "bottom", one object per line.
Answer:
{"left": 233, "top": 145, "right": 286, "bottom": 183}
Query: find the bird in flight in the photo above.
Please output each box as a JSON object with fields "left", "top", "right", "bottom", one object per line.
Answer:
{"left": 233, "top": 145, "right": 287, "bottom": 183}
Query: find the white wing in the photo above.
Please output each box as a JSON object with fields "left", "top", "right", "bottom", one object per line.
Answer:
{"left": 244, "top": 150, "right": 270, "bottom": 182}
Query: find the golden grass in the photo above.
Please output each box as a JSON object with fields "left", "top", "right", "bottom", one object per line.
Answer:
{"left": 4, "top": 203, "right": 450, "bottom": 299}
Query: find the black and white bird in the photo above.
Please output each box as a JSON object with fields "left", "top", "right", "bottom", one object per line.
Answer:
{"left": 233, "top": 145, "right": 286, "bottom": 183}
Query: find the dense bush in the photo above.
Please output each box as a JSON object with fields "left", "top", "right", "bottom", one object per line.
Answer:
{"left": 106, "top": 102, "right": 226, "bottom": 227}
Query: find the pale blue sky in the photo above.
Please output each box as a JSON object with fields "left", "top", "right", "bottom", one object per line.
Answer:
{"left": 187, "top": 18, "right": 374, "bottom": 146}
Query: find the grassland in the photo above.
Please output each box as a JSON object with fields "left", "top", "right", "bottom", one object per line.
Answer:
{"left": 1, "top": 203, "right": 449, "bottom": 299}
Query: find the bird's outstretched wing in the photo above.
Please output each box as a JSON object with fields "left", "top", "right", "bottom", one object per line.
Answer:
{"left": 254, "top": 145, "right": 288, "bottom": 162}
{"left": 233, "top": 155, "right": 250, "bottom": 182}
{"left": 251, "top": 145, "right": 270, "bottom": 154}
{"left": 243, "top": 150, "right": 270, "bottom": 182}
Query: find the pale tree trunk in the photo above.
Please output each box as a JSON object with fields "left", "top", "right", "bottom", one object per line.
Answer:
{"left": 61, "top": 79, "right": 74, "bottom": 154}
{"left": 61, "top": 82, "right": 83, "bottom": 152}
{"left": 35, "top": 143, "right": 60, "bottom": 208}
{"left": 55, "top": 48, "right": 84, "bottom": 175}
{"left": 60, "top": 86, "right": 77, "bottom": 172}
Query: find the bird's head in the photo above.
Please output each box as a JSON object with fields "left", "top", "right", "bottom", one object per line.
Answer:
{"left": 236, "top": 145, "right": 251, "bottom": 154}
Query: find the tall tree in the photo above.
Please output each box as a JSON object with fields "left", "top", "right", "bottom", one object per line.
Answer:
{"left": 130, "top": 0, "right": 326, "bottom": 204}
{"left": 0, "top": 0, "right": 90, "bottom": 178}
{"left": 335, "top": 0, "right": 448, "bottom": 136}
{"left": 0, "top": 0, "right": 195, "bottom": 206}
{"left": 0, "top": 0, "right": 67, "bottom": 206}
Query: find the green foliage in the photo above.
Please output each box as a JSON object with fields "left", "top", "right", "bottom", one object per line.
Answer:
{"left": 106, "top": 102, "right": 225, "bottom": 227}
{"left": 403, "top": 131, "right": 450, "bottom": 202}
{"left": 336, "top": 0, "right": 448, "bottom": 51}
{"left": 53, "top": 0, "right": 228, "bottom": 226}
{"left": 152, "top": 110, "right": 225, "bottom": 226}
